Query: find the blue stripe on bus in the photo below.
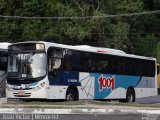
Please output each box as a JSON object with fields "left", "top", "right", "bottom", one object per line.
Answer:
{"left": 49, "top": 71, "right": 81, "bottom": 86}
{"left": 49, "top": 71, "right": 141, "bottom": 99}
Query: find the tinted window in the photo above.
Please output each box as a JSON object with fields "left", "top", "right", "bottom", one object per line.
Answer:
{"left": 47, "top": 47, "right": 64, "bottom": 78}
{"left": 157, "top": 65, "right": 159, "bottom": 75}
{"left": 61, "top": 49, "right": 156, "bottom": 77}
{"left": 0, "top": 52, "right": 7, "bottom": 71}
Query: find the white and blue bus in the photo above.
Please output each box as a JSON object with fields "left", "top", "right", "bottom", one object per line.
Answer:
{"left": 0, "top": 42, "right": 11, "bottom": 97}
{"left": 6, "top": 41, "right": 157, "bottom": 102}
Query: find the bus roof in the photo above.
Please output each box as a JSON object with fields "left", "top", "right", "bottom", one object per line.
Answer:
{"left": 74, "top": 45, "right": 126, "bottom": 54}
{"left": 0, "top": 42, "right": 11, "bottom": 50}
{"left": 12, "top": 41, "right": 156, "bottom": 61}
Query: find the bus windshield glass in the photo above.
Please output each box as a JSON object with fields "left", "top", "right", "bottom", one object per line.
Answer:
{"left": 7, "top": 52, "right": 46, "bottom": 79}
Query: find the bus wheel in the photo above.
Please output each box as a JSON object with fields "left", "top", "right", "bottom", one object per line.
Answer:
{"left": 126, "top": 89, "right": 135, "bottom": 102}
{"left": 66, "top": 89, "right": 76, "bottom": 101}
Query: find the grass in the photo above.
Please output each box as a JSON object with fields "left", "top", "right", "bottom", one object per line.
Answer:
{"left": 19, "top": 100, "right": 87, "bottom": 105}
{"left": 1, "top": 99, "right": 160, "bottom": 109}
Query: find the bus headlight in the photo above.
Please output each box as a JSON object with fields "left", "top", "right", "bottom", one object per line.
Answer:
{"left": 40, "top": 82, "right": 45, "bottom": 87}
{"left": 32, "top": 82, "right": 46, "bottom": 91}
{"left": 6, "top": 85, "right": 13, "bottom": 91}
{"left": 33, "top": 86, "right": 41, "bottom": 91}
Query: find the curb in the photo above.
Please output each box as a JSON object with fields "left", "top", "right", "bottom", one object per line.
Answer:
{"left": 0, "top": 98, "right": 7, "bottom": 104}
{"left": 0, "top": 108, "right": 160, "bottom": 115}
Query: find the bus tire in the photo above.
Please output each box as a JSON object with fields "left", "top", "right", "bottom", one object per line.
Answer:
{"left": 66, "top": 89, "right": 76, "bottom": 101}
{"left": 126, "top": 88, "right": 135, "bottom": 102}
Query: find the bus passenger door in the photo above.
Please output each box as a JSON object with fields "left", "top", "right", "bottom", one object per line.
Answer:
{"left": 47, "top": 47, "right": 64, "bottom": 81}
{"left": 47, "top": 47, "right": 65, "bottom": 99}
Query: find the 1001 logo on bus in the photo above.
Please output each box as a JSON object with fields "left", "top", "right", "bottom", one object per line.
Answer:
{"left": 98, "top": 75, "right": 115, "bottom": 91}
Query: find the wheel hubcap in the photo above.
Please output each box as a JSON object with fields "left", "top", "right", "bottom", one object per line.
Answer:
{"left": 128, "top": 94, "right": 133, "bottom": 102}
{"left": 67, "top": 94, "right": 74, "bottom": 101}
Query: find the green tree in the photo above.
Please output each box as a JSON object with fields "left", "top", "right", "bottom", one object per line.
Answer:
{"left": 0, "top": 0, "right": 159, "bottom": 59}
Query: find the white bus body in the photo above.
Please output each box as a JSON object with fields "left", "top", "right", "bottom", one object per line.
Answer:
{"left": 6, "top": 41, "right": 157, "bottom": 102}
{"left": 0, "top": 43, "right": 11, "bottom": 97}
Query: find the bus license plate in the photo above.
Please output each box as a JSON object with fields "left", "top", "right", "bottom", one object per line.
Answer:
{"left": 18, "top": 91, "right": 25, "bottom": 96}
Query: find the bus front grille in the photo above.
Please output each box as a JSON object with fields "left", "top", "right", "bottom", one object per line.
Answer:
{"left": 13, "top": 92, "right": 31, "bottom": 97}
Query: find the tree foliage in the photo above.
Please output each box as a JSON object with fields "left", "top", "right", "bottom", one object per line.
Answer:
{"left": 0, "top": 0, "right": 160, "bottom": 61}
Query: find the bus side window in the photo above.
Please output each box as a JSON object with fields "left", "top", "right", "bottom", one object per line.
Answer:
{"left": 72, "top": 51, "right": 80, "bottom": 71}
{"left": 157, "top": 65, "right": 159, "bottom": 75}
{"left": 63, "top": 50, "right": 75, "bottom": 71}
{"left": 63, "top": 54, "right": 72, "bottom": 71}
{"left": 97, "top": 54, "right": 108, "bottom": 73}
{"left": 0, "top": 52, "right": 7, "bottom": 71}
{"left": 80, "top": 52, "right": 91, "bottom": 72}
{"left": 150, "top": 61, "right": 155, "bottom": 77}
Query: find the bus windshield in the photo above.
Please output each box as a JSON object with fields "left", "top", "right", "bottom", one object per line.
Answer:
{"left": 7, "top": 52, "right": 46, "bottom": 79}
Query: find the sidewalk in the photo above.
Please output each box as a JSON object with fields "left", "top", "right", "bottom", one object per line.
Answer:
{"left": 0, "top": 102, "right": 160, "bottom": 115}
{"left": 0, "top": 107, "right": 159, "bottom": 115}
{"left": 0, "top": 97, "right": 160, "bottom": 115}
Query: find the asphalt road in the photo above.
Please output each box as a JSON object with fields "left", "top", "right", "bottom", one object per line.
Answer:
{"left": 1, "top": 114, "right": 157, "bottom": 120}
{"left": 58, "top": 114, "right": 147, "bottom": 120}
{"left": 2, "top": 96, "right": 160, "bottom": 120}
